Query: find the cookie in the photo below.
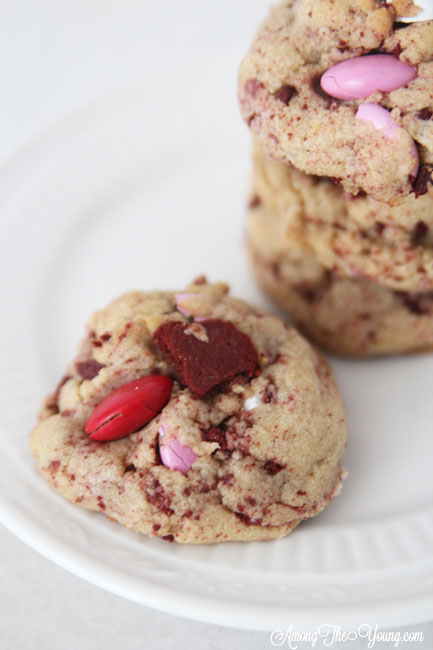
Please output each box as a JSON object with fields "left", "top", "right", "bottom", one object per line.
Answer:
{"left": 30, "top": 280, "right": 347, "bottom": 543}
{"left": 248, "top": 196, "right": 433, "bottom": 356}
{"left": 238, "top": 0, "right": 433, "bottom": 205}
{"left": 252, "top": 145, "right": 433, "bottom": 292}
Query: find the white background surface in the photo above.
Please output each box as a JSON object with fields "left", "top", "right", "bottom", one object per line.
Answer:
{"left": 0, "top": 1, "right": 432, "bottom": 648}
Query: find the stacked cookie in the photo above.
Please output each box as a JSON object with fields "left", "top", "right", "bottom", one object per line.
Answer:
{"left": 239, "top": 0, "right": 433, "bottom": 355}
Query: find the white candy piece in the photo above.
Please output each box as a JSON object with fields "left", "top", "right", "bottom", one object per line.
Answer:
{"left": 243, "top": 395, "right": 263, "bottom": 411}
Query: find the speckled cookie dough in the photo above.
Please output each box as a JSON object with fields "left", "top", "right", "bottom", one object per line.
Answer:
{"left": 239, "top": 0, "right": 433, "bottom": 205}
{"left": 248, "top": 195, "right": 433, "bottom": 356}
{"left": 252, "top": 146, "right": 433, "bottom": 292}
{"left": 30, "top": 280, "right": 347, "bottom": 543}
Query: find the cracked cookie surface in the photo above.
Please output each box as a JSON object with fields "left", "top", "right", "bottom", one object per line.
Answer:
{"left": 252, "top": 145, "right": 433, "bottom": 292}
{"left": 247, "top": 180, "right": 433, "bottom": 356}
{"left": 239, "top": 0, "right": 433, "bottom": 205}
{"left": 30, "top": 280, "right": 347, "bottom": 543}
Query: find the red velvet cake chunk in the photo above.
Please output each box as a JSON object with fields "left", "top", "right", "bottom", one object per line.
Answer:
{"left": 153, "top": 319, "right": 259, "bottom": 397}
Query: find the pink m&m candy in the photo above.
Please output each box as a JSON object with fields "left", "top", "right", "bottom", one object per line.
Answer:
{"left": 174, "top": 293, "right": 195, "bottom": 318}
{"left": 321, "top": 55, "right": 416, "bottom": 100}
{"left": 356, "top": 103, "right": 419, "bottom": 178}
{"left": 356, "top": 103, "right": 399, "bottom": 138}
{"left": 159, "top": 423, "right": 197, "bottom": 473}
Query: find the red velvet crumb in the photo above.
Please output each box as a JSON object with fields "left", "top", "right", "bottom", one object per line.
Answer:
{"left": 263, "top": 460, "right": 285, "bottom": 475}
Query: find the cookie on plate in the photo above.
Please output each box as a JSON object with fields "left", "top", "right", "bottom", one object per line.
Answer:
{"left": 239, "top": 0, "right": 433, "bottom": 205}
{"left": 30, "top": 279, "right": 347, "bottom": 543}
{"left": 247, "top": 158, "right": 433, "bottom": 356}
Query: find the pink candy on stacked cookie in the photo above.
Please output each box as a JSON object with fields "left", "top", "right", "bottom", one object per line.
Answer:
{"left": 321, "top": 54, "right": 419, "bottom": 179}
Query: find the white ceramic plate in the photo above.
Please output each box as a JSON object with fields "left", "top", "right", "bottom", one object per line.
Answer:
{"left": 0, "top": 52, "right": 432, "bottom": 632}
